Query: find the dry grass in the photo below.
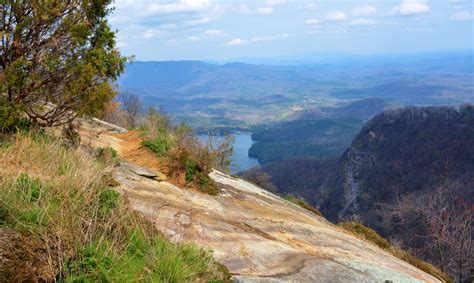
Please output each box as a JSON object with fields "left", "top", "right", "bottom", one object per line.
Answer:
{"left": 283, "top": 194, "right": 323, "bottom": 217}
{"left": 339, "top": 221, "right": 452, "bottom": 283}
{"left": 0, "top": 133, "right": 229, "bottom": 281}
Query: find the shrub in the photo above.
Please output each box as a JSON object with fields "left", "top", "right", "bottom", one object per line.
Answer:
{"left": 141, "top": 128, "right": 173, "bottom": 157}
{"left": 339, "top": 221, "right": 452, "bottom": 283}
{"left": 166, "top": 128, "right": 219, "bottom": 195}
{"left": 135, "top": 109, "right": 233, "bottom": 195}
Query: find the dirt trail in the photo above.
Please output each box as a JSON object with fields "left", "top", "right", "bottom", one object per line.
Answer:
{"left": 108, "top": 131, "right": 168, "bottom": 174}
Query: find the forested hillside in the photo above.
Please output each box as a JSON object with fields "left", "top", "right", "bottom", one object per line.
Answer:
{"left": 254, "top": 105, "right": 474, "bottom": 281}
{"left": 248, "top": 98, "right": 387, "bottom": 163}
{"left": 249, "top": 118, "right": 363, "bottom": 163}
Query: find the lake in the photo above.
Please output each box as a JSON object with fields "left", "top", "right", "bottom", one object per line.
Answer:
{"left": 197, "top": 133, "right": 259, "bottom": 174}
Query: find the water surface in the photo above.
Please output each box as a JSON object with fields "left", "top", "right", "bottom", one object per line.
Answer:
{"left": 198, "top": 133, "right": 259, "bottom": 174}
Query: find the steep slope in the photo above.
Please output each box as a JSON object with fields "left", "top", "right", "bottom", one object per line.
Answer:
{"left": 77, "top": 118, "right": 442, "bottom": 282}
{"left": 319, "top": 105, "right": 474, "bottom": 222}
{"left": 260, "top": 105, "right": 474, "bottom": 221}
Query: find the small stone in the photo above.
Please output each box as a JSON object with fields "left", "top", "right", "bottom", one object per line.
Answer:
{"left": 121, "top": 162, "right": 157, "bottom": 178}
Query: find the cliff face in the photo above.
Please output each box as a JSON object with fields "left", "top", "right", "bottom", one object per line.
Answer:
{"left": 79, "top": 118, "right": 440, "bottom": 282}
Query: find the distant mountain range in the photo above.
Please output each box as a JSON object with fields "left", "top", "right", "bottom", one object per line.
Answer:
{"left": 118, "top": 52, "right": 474, "bottom": 130}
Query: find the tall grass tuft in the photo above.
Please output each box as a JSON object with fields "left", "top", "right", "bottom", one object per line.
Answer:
{"left": 0, "top": 133, "right": 229, "bottom": 281}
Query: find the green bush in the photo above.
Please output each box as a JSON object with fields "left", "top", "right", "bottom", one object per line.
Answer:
{"left": 185, "top": 158, "right": 215, "bottom": 193}
{"left": 141, "top": 128, "right": 173, "bottom": 157}
{"left": 1, "top": 173, "right": 50, "bottom": 231}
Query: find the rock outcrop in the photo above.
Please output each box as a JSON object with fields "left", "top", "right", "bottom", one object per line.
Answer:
{"left": 79, "top": 120, "right": 441, "bottom": 282}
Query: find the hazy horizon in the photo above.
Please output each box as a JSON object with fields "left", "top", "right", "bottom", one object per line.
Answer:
{"left": 110, "top": 0, "right": 474, "bottom": 61}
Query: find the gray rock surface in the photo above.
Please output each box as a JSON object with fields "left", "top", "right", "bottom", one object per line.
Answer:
{"left": 111, "top": 163, "right": 441, "bottom": 283}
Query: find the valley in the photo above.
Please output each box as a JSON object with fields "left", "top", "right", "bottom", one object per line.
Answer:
{"left": 2, "top": 0, "right": 473, "bottom": 281}
{"left": 117, "top": 56, "right": 474, "bottom": 281}
{"left": 118, "top": 52, "right": 474, "bottom": 133}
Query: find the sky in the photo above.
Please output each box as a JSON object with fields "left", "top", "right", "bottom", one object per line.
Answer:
{"left": 109, "top": 0, "right": 474, "bottom": 61}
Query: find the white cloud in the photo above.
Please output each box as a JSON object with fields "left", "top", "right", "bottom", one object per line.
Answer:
{"left": 353, "top": 5, "right": 376, "bottom": 17}
{"left": 147, "top": 0, "right": 213, "bottom": 14}
{"left": 227, "top": 38, "right": 245, "bottom": 45}
{"left": 305, "top": 18, "right": 320, "bottom": 25}
{"left": 257, "top": 7, "right": 274, "bottom": 15}
{"left": 325, "top": 11, "right": 348, "bottom": 22}
{"left": 265, "top": 0, "right": 287, "bottom": 5}
{"left": 390, "top": 0, "right": 430, "bottom": 16}
{"left": 349, "top": 18, "right": 376, "bottom": 26}
{"left": 143, "top": 29, "right": 155, "bottom": 39}
{"left": 226, "top": 33, "right": 291, "bottom": 46}
{"left": 233, "top": 4, "right": 275, "bottom": 15}
{"left": 204, "top": 29, "right": 224, "bottom": 36}
{"left": 184, "top": 17, "right": 211, "bottom": 26}
{"left": 450, "top": 10, "right": 473, "bottom": 21}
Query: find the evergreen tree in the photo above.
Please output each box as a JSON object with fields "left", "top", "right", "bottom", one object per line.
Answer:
{"left": 0, "top": 0, "right": 127, "bottom": 128}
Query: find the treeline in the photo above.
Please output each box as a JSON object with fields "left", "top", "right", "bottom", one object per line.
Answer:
{"left": 249, "top": 118, "right": 363, "bottom": 163}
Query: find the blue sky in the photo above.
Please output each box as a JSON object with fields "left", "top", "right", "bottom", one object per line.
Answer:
{"left": 109, "top": 0, "right": 474, "bottom": 61}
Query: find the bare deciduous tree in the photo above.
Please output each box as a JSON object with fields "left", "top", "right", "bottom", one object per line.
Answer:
{"left": 378, "top": 185, "right": 473, "bottom": 282}
{"left": 119, "top": 92, "right": 143, "bottom": 128}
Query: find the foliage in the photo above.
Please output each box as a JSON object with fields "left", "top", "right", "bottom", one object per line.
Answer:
{"left": 138, "top": 108, "right": 233, "bottom": 195}
{"left": 100, "top": 101, "right": 128, "bottom": 128}
{"left": 200, "top": 133, "right": 234, "bottom": 173}
{"left": 378, "top": 185, "right": 473, "bottom": 282}
{"left": 0, "top": 133, "right": 227, "bottom": 281}
{"left": 249, "top": 118, "right": 363, "bottom": 163}
{"left": 64, "top": 229, "right": 221, "bottom": 283}
{"left": 166, "top": 128, "right": 219, "bottom": 195}
{"left": 141, "top": 128, "right": 174, "bottom": 157}
{"left": 340, "top": 221, "right": 452, "bottom": 283}
{"left": 0, "top": 0, "right": 127, "bottom": 127}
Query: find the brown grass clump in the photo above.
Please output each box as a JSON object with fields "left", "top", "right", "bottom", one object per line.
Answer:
{"left": 283, "top": 194, "right": 323, "bottom": 217}
{"left": 339, "top": 221, "right": 452, "bottom": 283}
